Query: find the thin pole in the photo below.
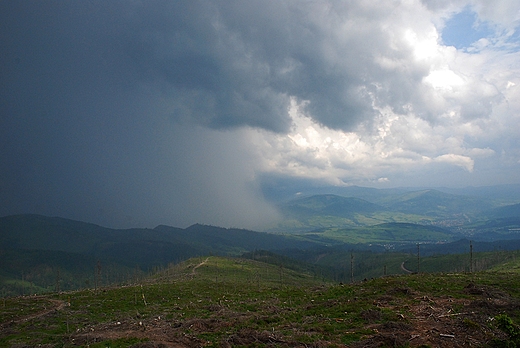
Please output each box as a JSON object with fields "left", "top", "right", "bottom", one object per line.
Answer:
{"left": 417, "top": 244, "right": 420, "bottom": 273}
{"left": 470, "top": 240, "right": 473, "bottom": 272}
{"left": 350, "top": 252, "right": 354, "bottom": 283}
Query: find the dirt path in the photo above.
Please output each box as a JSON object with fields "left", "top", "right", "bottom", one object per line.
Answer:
{"left": 191, "top": 257, "right": 209, "bottom": 275}
{"left": 1, "top": 297, "right": 67, "bottom": 327}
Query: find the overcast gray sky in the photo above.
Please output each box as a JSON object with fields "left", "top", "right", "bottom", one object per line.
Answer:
{"left": 1, "top": 0, "right": 520, "bottom": 229}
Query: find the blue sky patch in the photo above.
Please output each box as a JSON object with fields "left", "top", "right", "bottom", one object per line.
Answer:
{"left": 442, "top": 8, "right": 494, "bottom": 49}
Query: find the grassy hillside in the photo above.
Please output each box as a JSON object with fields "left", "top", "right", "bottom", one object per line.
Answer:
{"left": 270, "top": 194, "right": 387, "bottom": 232}
{"left": 0, "top": 249, "right": 104, "bottom": 297}
{"left": 300, "top": 222, "right": 456, "bottom": 244}
{"left": 0, "top": 215, "right": 322, "bottom": 296}
{"left": 460, "top": 217, "right": 520, "bottom": 241}
{"left": 281, "top": 194, "right": 384, "bottom": 217}
{"left": 377, "top": 189, "right": 493, "bottom": 217}
{"left": 2, "top": 256, "right": 520, "bottom": 347}
{"left": 4, "top": 214, "right": 520, "bottom": 297}
{"left": 269, "top": 189, "right": 501, "bottom": 233}
{"left": 270, "top": 194, "right": 434, "bottom": 233}
{"left": 489, "top": 251, "right": 520, "bottom": 272}
{"left": 276, "top": 244, "right": 520, "bottom": 283}
{"left": 487, "top": 202, "right": 520, "bottom": 219}
{"left": 0, "top": 215, "right": 317, "bottom": 258}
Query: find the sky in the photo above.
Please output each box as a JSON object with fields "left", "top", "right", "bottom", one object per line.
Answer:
{"left": 1, "top": 0, "right": 520, "bottom": 230}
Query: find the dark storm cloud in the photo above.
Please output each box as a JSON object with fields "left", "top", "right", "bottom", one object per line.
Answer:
{"left": 39, "top": 0, "right": 405, "bottom": 132}
{"left": 3, "top": 1, "right": 427, "bottom": 133}
{"left": 0, "top": 0, "right": 428, "bottom": 228}
{"left": 115, "top": 0, "right": 294, "bottom": 132}
{"left": 0, "top": 0, "right": 293, "bottom": 228}
{"left": 3, "top": 0, "right": 517, "bottom": 228}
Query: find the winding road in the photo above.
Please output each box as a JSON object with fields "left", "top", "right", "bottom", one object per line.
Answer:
{"left": 401, "top": 261, "right": 414, "bottom": 274}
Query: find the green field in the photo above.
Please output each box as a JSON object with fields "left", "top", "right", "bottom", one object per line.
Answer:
{"left": 300, "top": 222, "right": 455, "bottom": 244}
{"left": 2, "top": 256, "right": 520, "bottom": 347}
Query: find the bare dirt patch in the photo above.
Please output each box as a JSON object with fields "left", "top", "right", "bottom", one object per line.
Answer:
{"left": 352, "top": 289, "right": 515, "bottom": 348}
{"left": 67, "top": 284, "right": 516, "bottom": 348}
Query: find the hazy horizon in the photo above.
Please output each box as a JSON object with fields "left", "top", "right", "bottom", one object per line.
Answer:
{"left": 2, "top": 1, "right": 520, "bottom": 230}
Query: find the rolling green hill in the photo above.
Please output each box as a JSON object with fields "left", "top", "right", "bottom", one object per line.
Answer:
{"left": 3, "top": 256, "right": 520, "bottom": 347}
{"left": 0, "top": 214, "right": 320, "bottom": 296}
{"left": 488, "top": 202, "right": 520, "bottom": 219}
{"left": 3, "top": 211, "right": 520, "bottom": 297}
{"left": 460, "top": 217, "right": 520, "bottom": 241}
{"left": 377, "top": 189, "right": 493, "bottom": 217}
{"left": 263, "top": 183, "right": 520, "bottom": 207}
{"left": 281, "top": 194, "right": 384, "bottom": 217}
{"left": 269, "top": 189, "right": 500, "bottom": 233}
{"left": 270, "top": 194, "right": 385, "bottom": 232}
{"left": 270, "top": 194, "right": 429, "bottom": 232}
{"left": 0, "top": 214, "right": 317, "bottom": 258}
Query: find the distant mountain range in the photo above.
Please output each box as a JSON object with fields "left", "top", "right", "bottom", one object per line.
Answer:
{"left": 268, "top": 186, "right": 519, "bottom": 233}
{"left": 0, "top": 214, "right": 321, "bottom": 295}
{"left": 1, "top": 185, "right": 520, "bottom": 295}
{"left": 0, "top": 214, "right": 315, "bottom": 264}
{"left": 261, "top": 181, "right": 520, "bottom": 203}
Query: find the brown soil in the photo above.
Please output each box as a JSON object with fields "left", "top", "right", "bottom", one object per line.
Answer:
{"left": 351, "top": 283, "right": 516, "bottom": 348}
{"left": 0, "top": 297, "right": 67, "bottom": 327}
{"left": 65, "top": 284, "right": 516, "bottom": 347}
